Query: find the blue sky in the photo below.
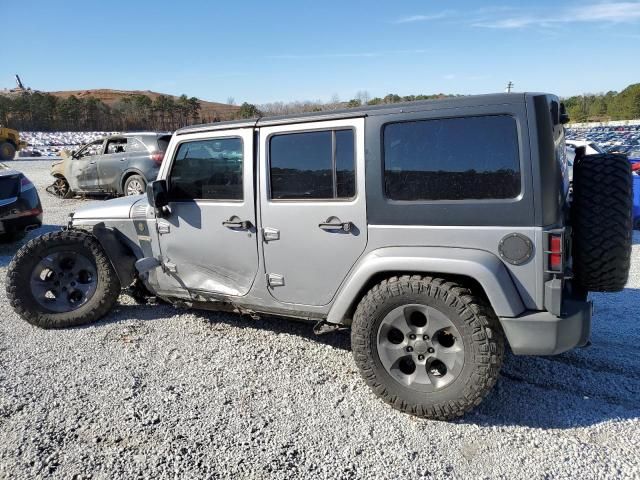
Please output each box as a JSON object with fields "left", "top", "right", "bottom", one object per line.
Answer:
{"left": 4, "top": 0, "right": 640, "bottom": 104}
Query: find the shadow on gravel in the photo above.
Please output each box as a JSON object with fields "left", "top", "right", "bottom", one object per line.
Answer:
{"left": 468, "top": 287, "right": 640, "bottom": 429}
{"left": 90, "top": 303, "right": 352, "bottom": 352}
{"left": 0, "top": 224, "right": 61, "bottom": 263}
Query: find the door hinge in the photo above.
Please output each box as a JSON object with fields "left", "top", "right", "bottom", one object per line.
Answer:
{"left": 266, "top": 273, "right": 284, "bottom": 287}
{"left": 163, "top": 260, "right": 177, "bottom": 273}
{"left": 157, "top": 222, "right": 170, "bottom": 234}
{"left": 263, "top": 227, "right": 280, "bottom": 242}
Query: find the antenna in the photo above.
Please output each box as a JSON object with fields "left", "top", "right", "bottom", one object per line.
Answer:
{"left": 505, "top": 81, "right": 514, "bottom": 93}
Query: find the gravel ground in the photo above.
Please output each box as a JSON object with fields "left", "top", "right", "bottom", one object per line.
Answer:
{"left": 1, "top": 160, "right": 639, "bottom": 479}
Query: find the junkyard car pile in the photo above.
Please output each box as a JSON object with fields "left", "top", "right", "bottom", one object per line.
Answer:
{"left": 566, "top": 125, "right": 640, "bottom": 159}
{"left": 18, "top": 131, "right": 119, "bottom": 157}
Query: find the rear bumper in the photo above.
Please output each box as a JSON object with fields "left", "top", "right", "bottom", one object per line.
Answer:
{"left": 500, "top": 298, "right": 592, "bottom": 355}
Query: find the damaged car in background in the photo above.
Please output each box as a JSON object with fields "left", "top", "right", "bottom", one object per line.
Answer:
{"left": 47, "top": 132, "right": 171, "bottom": 198}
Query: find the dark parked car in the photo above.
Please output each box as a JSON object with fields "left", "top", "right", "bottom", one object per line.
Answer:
{"left": 49, "top": 133, "right": 171, "bottom": 197}
{"left": 0, "top": 164, "right": 42, "bottom": 241}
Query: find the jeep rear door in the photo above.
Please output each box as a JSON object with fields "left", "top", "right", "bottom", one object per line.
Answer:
{"left": 259, "top": 118, "right": 367, "bottom": 306}
{"left": 154, "top": 128, "right": 259, "bottom": 296}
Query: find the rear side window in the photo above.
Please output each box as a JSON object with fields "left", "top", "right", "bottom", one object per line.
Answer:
{"left": 269, "top": 129, "right": 355, "bottom": 200}
{"left": 169, "top": 138, "right": 243, "bottom": 200}
{"left": 384, "top": 115, "right": 520, "bottom": 201}
{"left": 127, "top": 138, "right": 148, "bottom": 153}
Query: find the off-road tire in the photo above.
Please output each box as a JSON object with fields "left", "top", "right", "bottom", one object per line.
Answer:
{"left": 572, "top": 153, "right": 632, "bottom": 292}
{"left": 124, "top": 174, "right": 146, "bottom": 196}
{"left": 351, "top": 275, "right": 504, "bottom": 420}
{"left": 0, "top": 142, "right": 16, "bottom": 160}
{"left": 6, "top": 230, "right": 121, "bottom": 328}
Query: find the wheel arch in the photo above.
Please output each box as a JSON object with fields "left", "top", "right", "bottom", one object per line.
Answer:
{"left": 120, "top": 169, "right": 147, "bottom": 194}
{"left": 90, "top": 223, "right": 138, "bottom": 288}
{"left": 326, "top": 247, "right": 526, "bottom": 325}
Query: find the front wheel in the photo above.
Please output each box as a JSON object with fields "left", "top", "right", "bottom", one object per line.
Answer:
{"left": 351, "top": 275, "right": 504, "bottom": 420}
{"left": 6, "top": 230, "right": 121, "bottom": 328}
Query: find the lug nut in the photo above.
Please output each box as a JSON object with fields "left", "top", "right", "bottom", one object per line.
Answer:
{"left": 409, "top": 334, "right": 416, "bottom": 340}
{"left": 418, "top": 355, "right": 425, "bottom": 361}
{"left": 423, "top": 335, "right": 429, "bottom": 340}
{"left": 406, "top": 346, "right": 413, "bottom": 353}
{"left": 428, "top": 347, "right": 435, "bottom": 353}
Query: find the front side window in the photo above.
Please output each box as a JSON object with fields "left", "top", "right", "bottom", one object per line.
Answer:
{"left": 169, "top": 137, "right": 243, "bottom": 200}
{"left": 384, "top": 115, "right": 520, "bottom": 201}
{"left": 77, "top": 140, "right": 103, "bottom": 158}
{"left": 269, "top": 129, "right": 355, "bottom": 200}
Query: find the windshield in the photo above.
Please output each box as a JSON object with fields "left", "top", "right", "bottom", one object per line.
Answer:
{"left": 589, "top": 142, "right": 605, "bottom": 154}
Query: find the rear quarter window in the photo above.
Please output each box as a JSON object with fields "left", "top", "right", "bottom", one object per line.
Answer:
{"left": 157, "top": 135, "right": 172, "bottom": 152}
{"left": 383, "top": 115, "right": 520, "bottom": 201}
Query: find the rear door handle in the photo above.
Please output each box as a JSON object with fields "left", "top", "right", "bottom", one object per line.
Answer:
{"left": 222, "top": 217, "right": 252, "bottom": 229}
{"left": 319, "top": 218, "right": 353, "bottom": 232}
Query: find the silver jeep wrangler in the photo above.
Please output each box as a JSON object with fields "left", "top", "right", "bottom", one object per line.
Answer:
{"left": 7, "top": 93, "right": 632, "bottom": 420}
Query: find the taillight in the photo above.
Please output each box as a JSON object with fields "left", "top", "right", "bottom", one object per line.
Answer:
{"left": 548, "top": 233, "right": 563, "bottom": 272}
{"left": 20, "top": 176, "right": 35, "bottom": 192}
{"left": 150, "top": 151, "right": 164, "bottom": 165}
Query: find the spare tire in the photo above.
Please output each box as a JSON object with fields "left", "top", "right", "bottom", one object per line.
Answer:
{"left": 572, "top": 153, "right": 632, "bottom": 292}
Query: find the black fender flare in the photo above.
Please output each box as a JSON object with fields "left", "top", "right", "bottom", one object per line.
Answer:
{"left": 91, "top": 223, "right": 138, "bottom": 288}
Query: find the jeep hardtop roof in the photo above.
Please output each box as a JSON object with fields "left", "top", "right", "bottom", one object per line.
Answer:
{"left": 176, "top": 92, "right": 552, "bottom": 136}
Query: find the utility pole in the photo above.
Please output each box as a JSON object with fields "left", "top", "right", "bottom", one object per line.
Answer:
{"left": 505, "top": 81, "right": 514, "bottom": 93}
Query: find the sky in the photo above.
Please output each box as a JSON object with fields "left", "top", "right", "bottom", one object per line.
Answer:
{"left": 4, "top": 0, "right": 640, "bottom": 104}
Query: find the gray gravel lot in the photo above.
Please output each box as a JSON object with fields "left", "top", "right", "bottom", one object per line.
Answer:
{"left": 1, "top": 159, "right": 639, "bottom": 479}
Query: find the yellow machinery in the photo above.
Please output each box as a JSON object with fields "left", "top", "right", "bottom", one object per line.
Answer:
{"left": 0, "top": 126, "right": 25, "bottom": 160}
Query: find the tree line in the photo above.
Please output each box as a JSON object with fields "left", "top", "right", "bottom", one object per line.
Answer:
{"left": 0, "top": 92, "right": 207, "bottom": 132}
{"left": 2, "top": 83, "right": 639, "bottom": 131}
{"left": 563, "top": 83, "right": 640, "bottom": 123}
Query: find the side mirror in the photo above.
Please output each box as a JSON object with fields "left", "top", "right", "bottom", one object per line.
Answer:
{"left": 147, "top": 180, "right": 169, "bottom": 214}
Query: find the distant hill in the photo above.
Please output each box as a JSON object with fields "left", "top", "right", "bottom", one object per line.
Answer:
{"left": 46, "top": 88, "right": 240, "bottom": 121}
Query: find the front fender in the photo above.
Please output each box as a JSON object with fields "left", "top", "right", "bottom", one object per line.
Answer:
{"left": 326, "top": 246, "right": 525, "bottom": 325}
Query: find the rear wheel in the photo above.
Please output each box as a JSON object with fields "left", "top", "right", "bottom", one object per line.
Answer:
{"left": 6, "top": 230, "right": 121, "bottom": 328}
{"left": 124, "top": 175, "right": 146, "bottom": 196}
{"left": 0, "top": 142, "right": 16, "bottom": 160}
{"left": 351, "top": 275, "right": 504, "bottom": 420}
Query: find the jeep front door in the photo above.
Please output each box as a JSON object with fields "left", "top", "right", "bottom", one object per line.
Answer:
{"left": 259, "top": 118, "right": 367, "bottom": 306}
{"left": 155, "top": 129, "right": 258, "bottom": 296}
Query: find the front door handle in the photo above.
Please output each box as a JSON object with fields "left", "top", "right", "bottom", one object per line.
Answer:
{"left": 222, "top": 216, "right": 252, "bottom": 229}
{"left": 319, "top": 217, "right": 353, "bottom": 232}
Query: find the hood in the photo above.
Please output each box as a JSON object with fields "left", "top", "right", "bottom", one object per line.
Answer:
{"left": 73, "top": 195, "right": 146, "bottom": 220}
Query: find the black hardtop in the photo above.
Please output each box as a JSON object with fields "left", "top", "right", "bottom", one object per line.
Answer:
{"left": 176, "top": 92, "right": 551, "bottom": 135}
